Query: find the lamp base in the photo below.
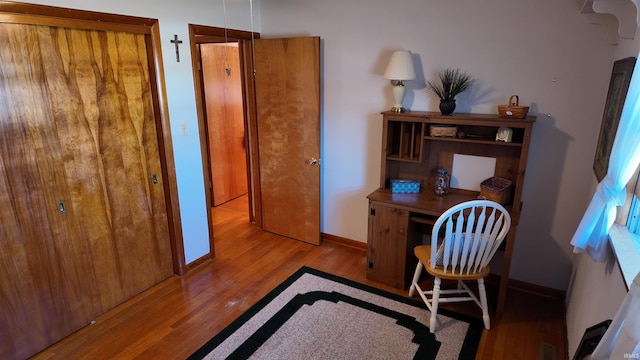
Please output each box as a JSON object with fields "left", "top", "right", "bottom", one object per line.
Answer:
{"left": 390, "top": 81, "right": 408, "bottom": 113}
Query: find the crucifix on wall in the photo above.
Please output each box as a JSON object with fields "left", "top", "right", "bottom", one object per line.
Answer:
{"left": 171, "top": 34, "right": 183, "bottom": 62}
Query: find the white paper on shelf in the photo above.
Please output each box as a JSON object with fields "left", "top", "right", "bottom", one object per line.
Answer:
{"left": 450, "top": 154, "right": 496, "bottom": 191}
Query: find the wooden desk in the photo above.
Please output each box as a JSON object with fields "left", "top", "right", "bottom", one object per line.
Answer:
{"left": 366, "top": 111, "right": 535, "bottom": 317}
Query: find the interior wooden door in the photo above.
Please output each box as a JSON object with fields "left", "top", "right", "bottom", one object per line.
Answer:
{"left": 0, "top": 23, "right": 173, "bottom": 360}
{"left": 201, "top": 43, "right": 248, "bottom": 206}
{"left": 254, "top": 37, "right": 321, "bottom": 245}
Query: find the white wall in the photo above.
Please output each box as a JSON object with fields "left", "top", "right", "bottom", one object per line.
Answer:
{"left": 260, "top": 0, "right": 615, "bottom": 291}
{"left": 12, "top": 0, "right": 262, "bottom": 263}
{"left": 566, "top": 251, "right": 627, "bottom": 356}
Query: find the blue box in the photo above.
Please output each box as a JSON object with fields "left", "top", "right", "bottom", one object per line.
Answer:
{"left": 391, "top": 179, "right": 420, "bottom": 193}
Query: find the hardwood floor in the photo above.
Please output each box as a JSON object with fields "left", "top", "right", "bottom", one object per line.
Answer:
{"left": 32, "top": 195, "right": 568, "bottom": 359}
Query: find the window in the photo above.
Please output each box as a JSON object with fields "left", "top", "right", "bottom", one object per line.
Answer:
{"left": 610, "top": 167, "right": 640, "bottom": 289}
{"left": 627, "top": 172, "right": 640, "bottom": 234}
{"left": 571, "top": 56, "right": 640, "bottom": 269}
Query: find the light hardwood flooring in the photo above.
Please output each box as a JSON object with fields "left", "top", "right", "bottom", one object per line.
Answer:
{"left": 32, "top": 195, "right": 568, "bottom": 359}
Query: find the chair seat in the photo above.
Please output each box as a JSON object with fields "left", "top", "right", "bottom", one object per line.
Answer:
{"left": 414, "top": 245, "right": 490, "bottom": 281}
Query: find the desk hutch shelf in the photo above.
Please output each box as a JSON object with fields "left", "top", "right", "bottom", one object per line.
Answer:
{"left": 366, "top": 110, "right": 535, "bottom": 316}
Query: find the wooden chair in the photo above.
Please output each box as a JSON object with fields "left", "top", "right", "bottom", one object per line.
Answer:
{"left": 590, "top": 272, "right": 640, "bottom": 359}
{"left": 408, "top": 200, "right": 511, "bottom": 332}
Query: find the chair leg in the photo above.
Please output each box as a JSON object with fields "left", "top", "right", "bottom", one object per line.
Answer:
{"left": 408, "top": 261, "right": 424, "bottom": 297}
{"left": 478, "top": 278, "right": 490, "bottom": 329}
{"left": 430, "top": 277, "right": 441, "bottom": 333}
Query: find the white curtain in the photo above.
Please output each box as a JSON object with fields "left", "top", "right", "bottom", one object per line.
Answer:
{"left": 571, "top": 57, "right": 640, "bottom": 262}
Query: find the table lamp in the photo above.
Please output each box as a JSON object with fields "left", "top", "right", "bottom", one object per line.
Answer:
{"left": 383, "top": 51, "right": 416, "bottom": 113}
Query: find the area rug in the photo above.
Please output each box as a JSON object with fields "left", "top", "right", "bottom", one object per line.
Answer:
{"left": 187, "top": 266, "right": 483, "bottom": 360}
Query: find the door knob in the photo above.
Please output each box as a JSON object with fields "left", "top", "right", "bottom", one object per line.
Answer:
{"left": 306, "top": 158, "right": 319, "bottom": 165}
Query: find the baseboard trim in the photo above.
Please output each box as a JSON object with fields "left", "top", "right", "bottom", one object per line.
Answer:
{"left": 322, "top": 232, "right": 565, "bottom": 301}
{"left": 321, "top": 233, "right": 367, "bottom": 251}
{"left": 185, "top": 253, "right": 213, "bottom": 272}
{"left": 487, "top": 274, "right": 565, "bottom": 301}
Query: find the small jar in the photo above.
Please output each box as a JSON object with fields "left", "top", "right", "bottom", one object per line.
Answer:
{"left": 433, "top": 168, "right": 450, "bottom": 196}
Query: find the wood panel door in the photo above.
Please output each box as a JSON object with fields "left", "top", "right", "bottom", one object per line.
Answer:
{"left": 254, "top": 37, "right": 321, "bottom": 245}
{"left": 0, "top": 24, "right": 173, "bottom": 360}
{"left": 201, "top": 43, "right": 248, "bottom": 206}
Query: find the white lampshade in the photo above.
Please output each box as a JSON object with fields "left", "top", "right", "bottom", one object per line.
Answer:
{"left": 384, "top": 51, "right": 416, "bottom": 81}
{"left": 384, "top": 51, "right": 416, "bottom": 112}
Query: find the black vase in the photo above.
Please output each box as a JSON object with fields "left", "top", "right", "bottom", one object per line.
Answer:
{"left": 439, "top": 99, "right": 456, "bottom": 115}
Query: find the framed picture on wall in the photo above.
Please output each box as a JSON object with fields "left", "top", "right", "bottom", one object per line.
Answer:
{"left": 593, "top": 57, "right": 636, "bottom": 182}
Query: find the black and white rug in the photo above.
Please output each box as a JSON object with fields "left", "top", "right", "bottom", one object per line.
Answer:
{"left": 188, "top": 267, "right": 483, "bottom": 360}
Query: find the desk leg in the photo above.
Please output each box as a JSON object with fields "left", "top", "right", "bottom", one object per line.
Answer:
{"left": 496, "top": 226, "right": 517, "bottom": 318}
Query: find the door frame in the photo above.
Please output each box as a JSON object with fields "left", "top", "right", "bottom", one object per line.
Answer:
{"left": 0, "top": 2, "right": 187, "bottom": 275}
{"left": 188, "top": 24, "right": 262, "bottom": 258}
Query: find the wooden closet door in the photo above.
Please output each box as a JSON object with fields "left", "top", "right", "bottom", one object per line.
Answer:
{"left": 0, "top": 24, "right": 173, "bottom": 360}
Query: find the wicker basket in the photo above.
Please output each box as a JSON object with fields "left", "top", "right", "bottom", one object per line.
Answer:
{"left": 429, "top": 125, "right": 457, "bottom": 137}
{"left": 497, "top": 95, "right": 529, "bottom": 119}
{"left": 479, "top": 176, "right": 513, "bottom": 204}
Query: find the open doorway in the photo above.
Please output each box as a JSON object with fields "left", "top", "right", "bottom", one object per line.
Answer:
{"left": 190, "top": 25, "right": 322, "bottom": 258}
{"left": 189, "top": 25, "right": 261, "bottom": 259}
{"left": 198, "top": 41, "right": 251, "bottom": 248}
